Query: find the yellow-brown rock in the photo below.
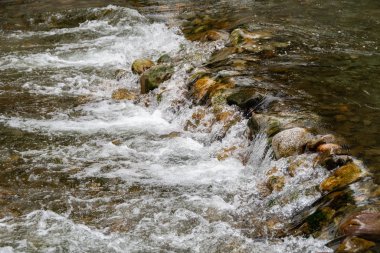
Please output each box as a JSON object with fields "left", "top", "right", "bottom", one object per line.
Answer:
{"left": 111, "top": 88, "right": 136, "bottom": 100}
{"left": 336, "top": 236, "right": 375, "bottom": 253}
{"left": 317, "top": 143, "right": 342, "bottom": 154}
{"left": 193, "top": 76, "right": 216, "bottom": 101}
{"left": 131, "top": 58, "right": 154, "bottom": 75}
{"left": 320, "top": 163, "right": 362, "bottom": 192}
{"left": 203, "top": 30, "right": 222, "bottom": 41}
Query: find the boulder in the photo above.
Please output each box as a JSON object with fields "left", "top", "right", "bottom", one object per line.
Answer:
{"left": 320, "top": 163, "right": 362, "bottom": 192}
{"left": 111, "top": 88, "right": 136, "bottom": 100}
{"left": 271, "top": 127, "right": 313, "bottom": 158}
{"left": 131, "top": 58, "right": 154, "bottom": 75}
{"left": 140, "top": 64, "right": 174, "bottom": 94}
{"left": 336, "top": 236, "right": 376, "bottom": 253}
{"left": 339, "top": 210, "right": 380, "bottom": 241}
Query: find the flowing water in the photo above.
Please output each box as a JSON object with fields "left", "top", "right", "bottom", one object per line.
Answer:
{"left": 0, "top": 1, "right": 379, "bottom": 252}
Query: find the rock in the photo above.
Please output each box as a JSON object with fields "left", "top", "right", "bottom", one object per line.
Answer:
{"left": 320, "top": 163, "right": 363, "bottom": 192}
{"left": 115, "top": 69, "right": 128, "bottom": 81}
{"left": 208, "top": 47, "right": 237, "bottom": 65}
{"left": 317, "top": 143, "right": 345, "bottom": 155}
{"left": 226, "top": 88, "right": 264, "bottom": 109}
{"left": 192, "top": 76, "right": 234, "bottom": 103}
{"left": 203, "top": 30, "right": 223, "bottom": 41}
{"left": 193, "top": 76, "right": 216, "bottom": 101}
{"left": 215, "top": 111, "right": 233, "bottom": 122}
{"left": 266, "top": 118, "right": 281, "bottom": 138}
{"left": 336, "top": 236, "right": 376, "bottom": 253}
{"left": 230, "top": 28, "right": 272, "bottom": 46}
{"left": 217, "top": 146, "right": 237, "bottom": 161}
{"left": 160, "top": 132, "right": 181, "bottom": 139}
{"left": 131, "top": 58, "right": 154, "bottom": 75}
{"left": 316, "top": 154, "right": 353, "bottom": 171}
{"left": 140, "top": 64, "right": 174, "bottom": 94}
{"left": 303, "top": 207, "right": 336, "bottom": 234}
{"left": 247, "top": 116, "right": 260, "bottom": 139}
{"left": 271, "top": 127, "right": 313, "bottom": 159}
{"left": 157, "top": 54, "right": 171, "bottom": 64}
{"left": 111, "top": 88, "right": 136, "bottom": 100}
{"left": 266, "top": 175, "right": 285, "bottom": 193}
{"left": 306, "top": 134, "right": 336, "bottom": 151}
{"left": 339, "top": 210, "right": 380, "bottom": 241}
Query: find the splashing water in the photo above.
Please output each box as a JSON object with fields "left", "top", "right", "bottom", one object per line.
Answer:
{"left": 0, "top": 4, "right": 335, "bottom": 253}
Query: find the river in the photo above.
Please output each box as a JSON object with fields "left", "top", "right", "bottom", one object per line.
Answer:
{"left": 0, "top": 1, "right": 379, "bottom": 252}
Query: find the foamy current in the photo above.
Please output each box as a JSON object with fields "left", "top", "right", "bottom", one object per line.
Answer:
{"left": 0, "top": 5, "right": 332, "bottom": 253}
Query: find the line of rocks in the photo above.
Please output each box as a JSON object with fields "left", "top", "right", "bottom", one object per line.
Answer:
{"left": 112, "top": 24, "right": 379, "bottom": 252}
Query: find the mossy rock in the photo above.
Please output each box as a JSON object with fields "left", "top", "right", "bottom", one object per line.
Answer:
{"left": 140, "top": 65, "right": 174, "bottom": 94}
{"left": 320, "top": 163, "right": 363, "bottom": 192}
{"left": 131, "top": 58, "right": 154, "bottom": 75}
{"left": 157, "top": 54, "right": 171, "bottom": 64}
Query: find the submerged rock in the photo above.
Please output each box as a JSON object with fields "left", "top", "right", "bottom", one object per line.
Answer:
{"left": 229, "top": 28, "right": 272, "bottom": 46}
{"left": 336, "top": 236, "right": 376, "bottom": 253}
{"left": 320, "top": 163, "right": 363, "bottom": 192}
{"left": 140, "top": 64, "right": 174, "bottom": 94}
{"left": 339, "top": 210, "right": 380, "bottom": 241}
{"left": 132, "top": 58, "right": 154, "bottom": 75}
{"left": 111, "top": 88, "right": 136, "bottom": 100}
{"left": 271, "top": 127, "right": 313, "bottom": 159}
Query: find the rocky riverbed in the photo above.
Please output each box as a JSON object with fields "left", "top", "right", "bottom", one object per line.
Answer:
{"left": 0, "top": 1, "right": 379, "bottom": 252}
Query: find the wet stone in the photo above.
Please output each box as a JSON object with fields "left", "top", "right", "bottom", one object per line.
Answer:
{"left": 320, "top": 163, "right": 363, "bottom": 192}
{"left": 336, "top": 236, "right": 376, "bottom": 253}
{"left": 226, "top": 88, "right": 264, "bottom": 110}
{"left": 132, "top": 58, "right": 155, "bottom": 75}
{"left": 271, "top": 127, "right": 314, "bottom": 159}
{"left": 111, "top": 88, "right": 136, "bottom": 100}
{"left": 157, "top": 54, "right": 172, "bottom": 64}
{"left": 316, "top": 154, "right": 353, "bottom": 171}
{"left": 339, "top": 210, "right": 380, "bottom": 241}
{"left": 140, "top": 64, "right": 174, "bottom": 94}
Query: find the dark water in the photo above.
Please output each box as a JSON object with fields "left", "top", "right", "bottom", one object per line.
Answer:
{"left": 0, "top": 0, "right": 379, "bottom": 252}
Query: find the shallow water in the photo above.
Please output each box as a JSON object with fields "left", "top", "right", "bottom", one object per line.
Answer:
{"left": 0, "top": 1, "right": 378, "bottom": 252}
